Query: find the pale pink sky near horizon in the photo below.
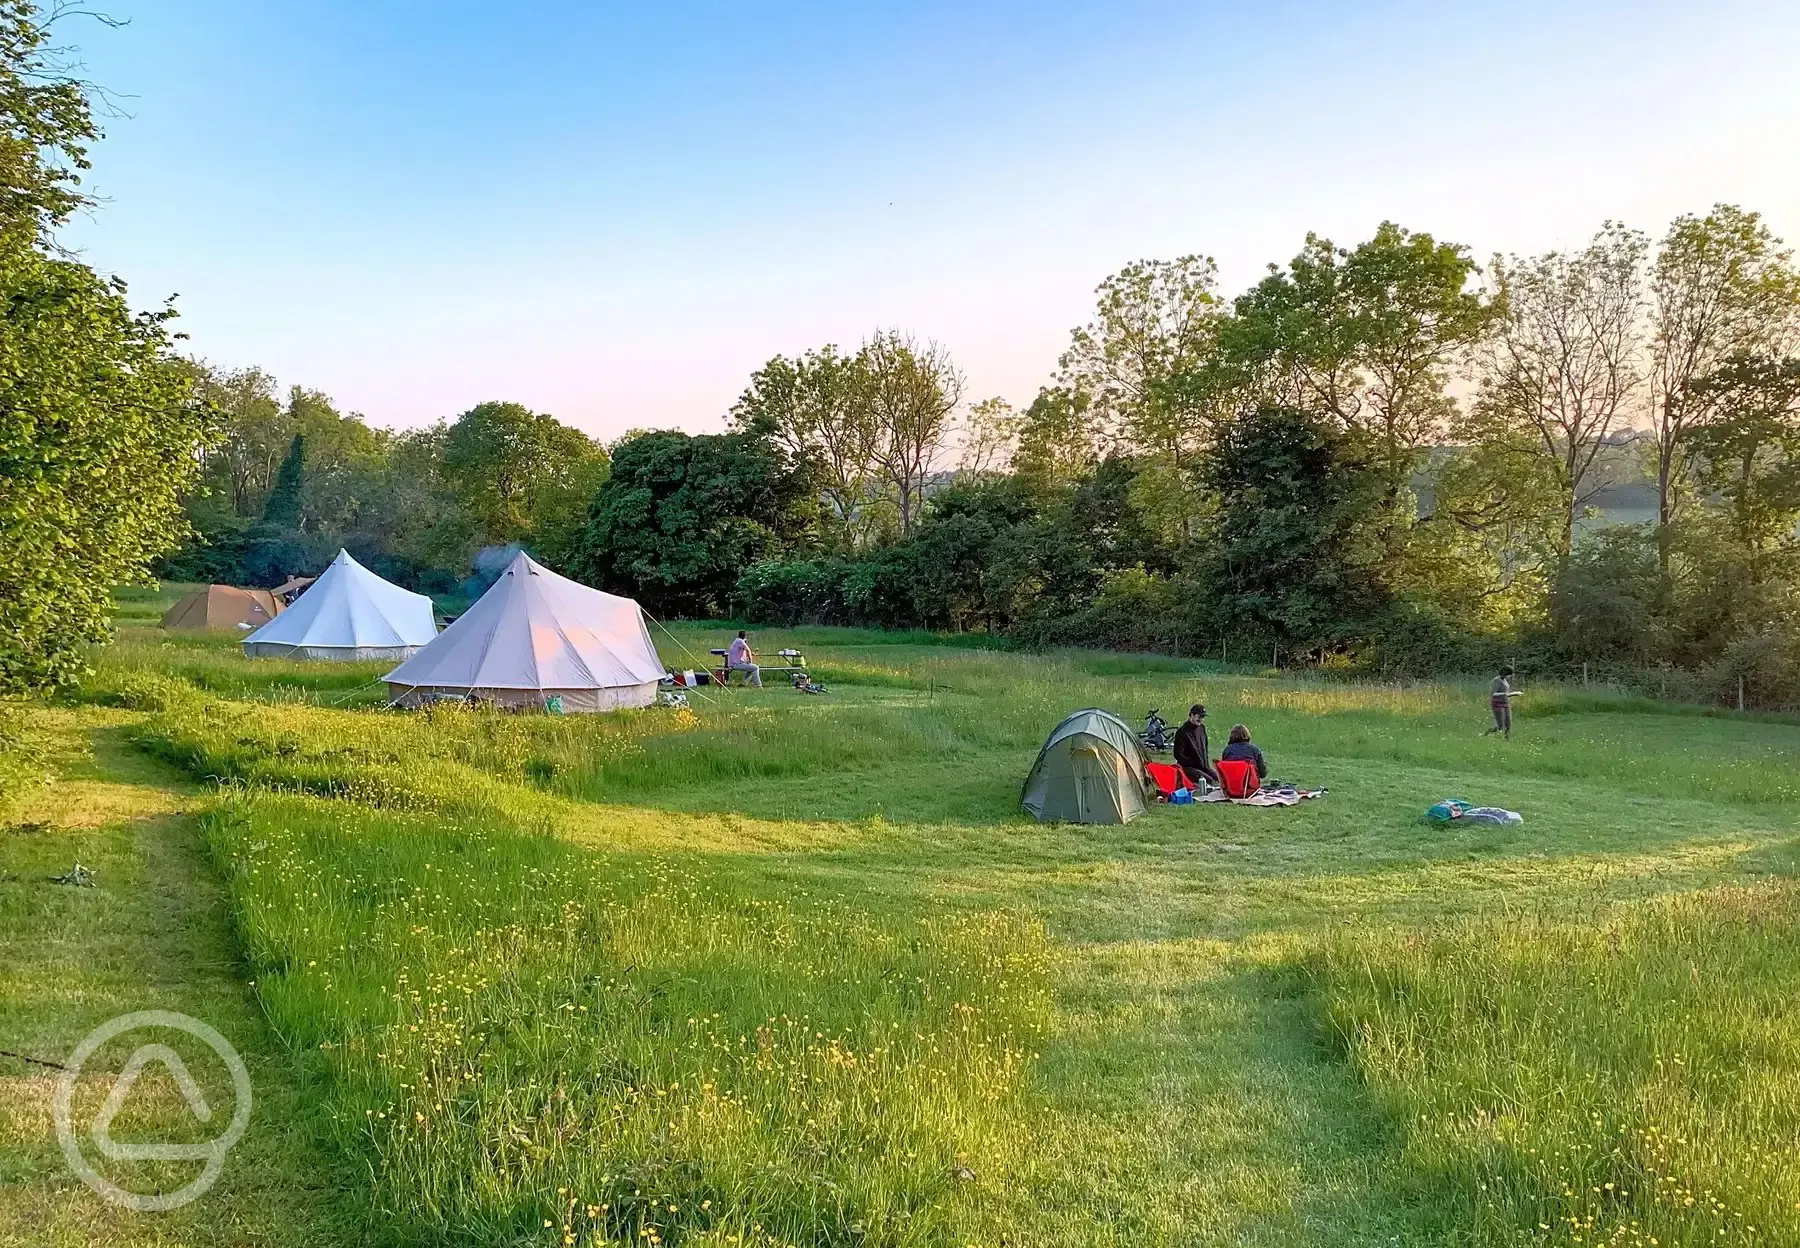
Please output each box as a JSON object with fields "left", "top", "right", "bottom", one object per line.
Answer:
{"left": 56, "top": 0, "right": 1800, "bottom": 441}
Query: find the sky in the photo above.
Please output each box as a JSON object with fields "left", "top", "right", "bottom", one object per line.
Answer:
{"left": 56, "top": 0, "right": 1800, "bottom": 440}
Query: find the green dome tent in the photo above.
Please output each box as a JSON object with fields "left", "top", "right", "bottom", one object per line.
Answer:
{"left": 1021, "top": 708, "right": 1155, "bottom": 825}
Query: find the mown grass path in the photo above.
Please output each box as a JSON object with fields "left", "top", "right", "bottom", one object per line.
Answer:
{"left": 0, "top": 707, "right": 358, "bottom": 1247}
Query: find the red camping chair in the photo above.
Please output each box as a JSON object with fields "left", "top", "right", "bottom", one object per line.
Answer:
{"left": 1144, "top": 761, "right": 1197, "bottom": 800}
{"left": 1216, "top": 758, "right": 1260, "bottom": 799}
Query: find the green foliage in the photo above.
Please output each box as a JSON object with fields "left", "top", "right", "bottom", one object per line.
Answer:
{"left": 1225, "top": 223, "right": 1496, "bottom": 501}
{"left": 1549, "top": 525, "right": 1664, "bottom": 666}
{"left": 0, "top": 245, "right": 210, "bottom": 690}
{"left": 730, "top": 345, "right": 872, "bottom": 549}
{"left": 260, "top": 433, "right": 306, "bottom": 528}
{"left": 0, "top": 3, "right": 213, "bottom": 692}
{"left": 441, "top": 399, "right": 610, "bottom": 556}
{"left": 577, "top": 429, "right": 813, "bottom": 615}
{"left": 0, "top": 2, "right": 99, "bottom": 240}
{"left": 1196, "top": 406, "right": 1388, "bottom": 653}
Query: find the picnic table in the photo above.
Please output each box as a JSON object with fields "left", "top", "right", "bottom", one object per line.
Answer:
{"left": 708, "top": 648, "right": 809, "bottom": 686}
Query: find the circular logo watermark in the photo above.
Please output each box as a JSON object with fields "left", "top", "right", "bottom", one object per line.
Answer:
{"left": 53, "top": 1010, "right": 252, "bottom": 1211}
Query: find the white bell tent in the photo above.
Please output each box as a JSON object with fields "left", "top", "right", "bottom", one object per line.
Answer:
{"left": 242, "top": 549, "right": 438, "bottom": 660}
{"left": 383, "top": 552, "right": 664, "bottom": 711}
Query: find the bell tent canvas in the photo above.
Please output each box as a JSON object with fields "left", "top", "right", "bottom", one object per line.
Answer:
{"left": 1021, "top": 708, "right": 1154, "bottom": 825}
{"left": 161, "top": 585, "right": 283, "bottom": 632}
{"left": 384, "top": 552, "right": 664, "bottom": 712}
{"left": 242, "top": 549, "right": 438, "bottom": 661}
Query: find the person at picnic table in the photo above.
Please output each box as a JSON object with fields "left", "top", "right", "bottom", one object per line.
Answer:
{"left": 1219, "top": 724, "right": 1269, "bottom": 784}
{"left": 1484, "top": 664, "right": 1520, "bottom": 739}
{"left": 726, "top": 630, "right": 762, "bottom": 687}
{"left": 1173, "top": 703, "right": 1219, "bottom": 788}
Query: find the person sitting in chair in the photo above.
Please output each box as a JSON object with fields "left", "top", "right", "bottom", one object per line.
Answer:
{"left": 1173, "top": 704, "right": 1219, "bottom": 789}
{"left": 1218, "top": 724, "right": 1269, "bottom": 795}
{"left": 726, "top": 630, "right": 762, "bottom": 687}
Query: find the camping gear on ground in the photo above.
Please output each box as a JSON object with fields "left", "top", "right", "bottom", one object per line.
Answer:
{"left": 656, "top": 690, "right": 689, "bottom": 709}
{"left": 1199, "top": 786, "right": 1326, "bottom": 807}
{"left": 1140, "top": 709, "right": 1171, "bottom": 754}
{"left": 383, "top": 551, "right": 663, "bottom": 712}
{"left": 1217, "top": 758, "right": 1261, "bottom": 799}
{"left": 161, "top": 585, "right": 284, "bottom": 632}
{"left": 1171, "top": 787, "right": 1194, "bottom": 805}
{"left": 1426, "top": 798, "right": 1522, "bottom": 825}
{"left": 1021, "top": 708, "right": 1155, "bottom": 825}
{"left": 242, "top": 549, "right": 438, "bottom": 661}
{"left": 1145, "top": 760, "right": 1203, "bottom": 801}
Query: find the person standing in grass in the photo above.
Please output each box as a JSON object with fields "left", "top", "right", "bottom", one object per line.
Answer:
{"left": 1173, "top": 704, "right": 1219, "bottom": 789}
{"left": 1484, "top": 665, "right": 1520, "bottom": 738}
{"left": 727, "top": 630, "right": 762, "bottom": 687}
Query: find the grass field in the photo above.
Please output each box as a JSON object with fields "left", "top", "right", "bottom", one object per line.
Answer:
{"left": 3, "top": 583, "right": 1800, "bottom": 1246}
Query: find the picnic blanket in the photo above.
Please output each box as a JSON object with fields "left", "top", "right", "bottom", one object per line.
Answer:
{"left": 1198, "top": 786, "right": 1326, "bottom": 807}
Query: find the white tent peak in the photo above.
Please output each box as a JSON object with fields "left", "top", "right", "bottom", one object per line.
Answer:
{"left": 383, "top": 552, "right": 664, "bottom": 712}
{"left": 243, "top": 549, "right": 437, "bottom": 661}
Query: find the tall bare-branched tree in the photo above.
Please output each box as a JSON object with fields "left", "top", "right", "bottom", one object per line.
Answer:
{"left": 859, "top": 330, "right": 963, "bottom": 536}
{"left": 1479, "top": 222, "right": 1649, "bottom": 554}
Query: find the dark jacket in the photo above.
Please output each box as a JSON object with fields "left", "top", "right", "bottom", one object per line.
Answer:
{"left": 1173, "top": 720, "right": 1215, "bottom": 781}
{"left": 1219, "top": 740, "right": 1268, "bottom": 779}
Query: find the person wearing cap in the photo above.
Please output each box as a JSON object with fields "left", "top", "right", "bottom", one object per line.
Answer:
{"left": 1173, "top": 703, "right": 1218, "bottom": 788}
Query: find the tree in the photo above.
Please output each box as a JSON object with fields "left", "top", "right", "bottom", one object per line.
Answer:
{"left": 441, "top": 400, "right": 609, "bottom": 549}
{"left": 1227, "top": 224, "right": 1496, "bottom": 517}
{"left": 1196, "top": 406, "right": 1387, "bottom": 654}
{"left": 1012, "top": 386, "right": 1100, "bottom": 486}
{"left": 730, "top": 346, "right": 879, "bottom": 549}
{"left": 193, "top": 364, "right": 285, "bottom": 515}
{"left": 1548, "top": 525, "right": 1664, "bottom": 666}
{"left": 0, "top": 2, "right": 97, "bottom": 244}
{"left": 574, "top": 430, "right": 811, "bottom": 615}
{"left": 955, "top": 396, "right": 1020, "bottom": 477}
{"left": 1478, "top": 223, "right": 1649, "bottom": 553}
{"left": 261, "top": 433, "right": 306, "bottom": 528}
{"left": 1057, "top": 256, "right": 1227, "bottom": 463}
{"left": 1687, "top": 354, "right": 1800, "bottom": 583}
{"left": 1649, "top": 205, "right": 1800, "bottom": 569}
{"left": 1406, "top": 429, "right": 1563, "bottom": 632}
{"left": 0, "top": 1, "right": 215, "bottom": 691}
{"left": 0, "top": 254, "right": 211, "bottom": 689}
{"left": 860, "top": 331, "right": 962, "bottom": 536}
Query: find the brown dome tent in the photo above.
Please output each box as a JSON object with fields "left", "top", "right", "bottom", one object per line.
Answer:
{"left": 161, "top": 585, "right": 284, "bottom": 632}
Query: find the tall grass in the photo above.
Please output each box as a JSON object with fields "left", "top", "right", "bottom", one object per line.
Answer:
{"left": 61, "top": 618, "right": 1800, "bottom": 1244}
{"left": 210, "top": 793, "right": 1048, "bottom": 1246}
{"left": 1310, "top": 887, "right": 1800, "bottom": 1246}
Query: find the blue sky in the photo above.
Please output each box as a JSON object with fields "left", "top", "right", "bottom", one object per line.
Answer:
{"left": 59, "top": 0, "right": 1800, "bottom": 437}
